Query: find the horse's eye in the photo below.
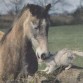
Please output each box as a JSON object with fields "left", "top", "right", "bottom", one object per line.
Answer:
{"left": 34, "top": 27, "right": 38, "bottom": 30}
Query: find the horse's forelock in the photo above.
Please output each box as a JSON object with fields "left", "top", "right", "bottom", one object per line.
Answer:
{"left": 20, "top": 4, "right": 49, "bottom": 19}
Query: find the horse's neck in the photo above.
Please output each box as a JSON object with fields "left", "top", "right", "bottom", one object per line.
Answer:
{"left": 21, "top": 36, "right": 34, "bottom": 57}
{"left": 1, "top": 15, "right": 33, "bottom": 55}
{"left": 5, "top": 24, "right": 32, "bottom": 50}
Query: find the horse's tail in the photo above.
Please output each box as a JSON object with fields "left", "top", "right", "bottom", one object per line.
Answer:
{"left": 72, "top": 50, "right": 83, "bottom": 57}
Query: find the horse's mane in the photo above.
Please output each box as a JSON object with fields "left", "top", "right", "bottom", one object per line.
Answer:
{"left": 18, "top": 4, "right": 47, "bottom": 19}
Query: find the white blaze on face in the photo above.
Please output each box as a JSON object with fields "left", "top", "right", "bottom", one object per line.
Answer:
{"left": 31, "top": 37, "right": 39, "bottom": 49}
{"left": 31, "top": 19, "right": 49, "bottom": 59}
{"left": 36, "top": 36, "right": 49, "bottom": 59}
{"left": 31, "top": 35, "right": 49, "bottom": 59}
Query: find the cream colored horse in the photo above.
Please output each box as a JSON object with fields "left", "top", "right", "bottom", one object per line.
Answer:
{"left": 0, "top": 4, "right": 51, "bottom": 83}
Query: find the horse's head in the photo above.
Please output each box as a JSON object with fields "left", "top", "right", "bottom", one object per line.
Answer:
{"left": 22, "top": 4, "right": 51, "bottom": 60}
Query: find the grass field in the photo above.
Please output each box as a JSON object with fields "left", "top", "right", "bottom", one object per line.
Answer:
{"left": 48, "top": 24, "right": 83, "bottom": 67}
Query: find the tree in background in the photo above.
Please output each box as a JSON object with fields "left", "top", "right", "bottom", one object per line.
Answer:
{"left": 9, "top": 0, "right": 23, "bottom": 14}
{"left": 3, "top": 0, "right": 23, "bottom": 15}
{"left": 3, "top": 0, "right": 61, "bottom": 15}
{"left": 79, "top": 0, "right": 83, "bottom": 8}
{"left": 3, "top": 0, "right": 83, "bottom": 15}
{"left": 30, "top": 0, "right": 60, "bottom": 6}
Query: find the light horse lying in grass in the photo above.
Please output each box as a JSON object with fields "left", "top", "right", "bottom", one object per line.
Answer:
{"left": 40, "top": 48, "right": 83, "bottom": 74}
{"left": 0, "top": 4, "right": 51, "bottom": 83}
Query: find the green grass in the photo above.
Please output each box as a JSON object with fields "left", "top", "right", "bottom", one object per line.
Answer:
{"left": 48, "top": 24, "right": 83, "bottom": 67}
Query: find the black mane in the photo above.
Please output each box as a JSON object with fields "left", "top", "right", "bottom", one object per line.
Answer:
{"left": 19, "top": 4, "right": 49, "bottom": 18}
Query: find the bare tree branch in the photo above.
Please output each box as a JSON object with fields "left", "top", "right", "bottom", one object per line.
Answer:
{"left": 3, "top": 0, "right": 10, "bottom": 9}
{"left": 51, "top": 0, "right": 60, "bottom": 5}
{"left": 37, "top": 0, "right": 44, "bottom": 6}
{"left": 51, "top": 0, "right": 61, "bottom": 8}
{"left": 3, "top": 0, "right": 22, "bottom": 15}
{"left": 43, "top": 0, "right": 49, "bottom": 6}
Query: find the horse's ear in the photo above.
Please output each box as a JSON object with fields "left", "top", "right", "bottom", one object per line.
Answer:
{"left": 45, "top": 4, "right": 51, "bottom": 13}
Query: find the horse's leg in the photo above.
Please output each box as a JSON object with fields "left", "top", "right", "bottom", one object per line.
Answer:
{"left": 65, "top": 64, "right": 72, "bottom": 70}
{"left": 14, "top": 70, "right": 21, "bottom": 81}
{"left": 18, "top": 65, "right": 28, "bottom": 78}
{"left": 46, "top": 65, "right": 58, "bottom": 74}
{"left": 17, "top": 66, "right": 29, "bottom": 83}
{"left": 21, "top": 52, "right": 29, "bottom": 77}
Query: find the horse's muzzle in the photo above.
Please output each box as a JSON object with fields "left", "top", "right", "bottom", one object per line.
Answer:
{"left": 41, "top": 52, "right": 50, "bottom": 60}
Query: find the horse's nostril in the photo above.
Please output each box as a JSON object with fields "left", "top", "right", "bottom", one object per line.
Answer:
{"left": 41, "top": 53, "right": 46, "bottom": 60}
{"left": 37, "top": 55, "right": 40, "bottom": 59}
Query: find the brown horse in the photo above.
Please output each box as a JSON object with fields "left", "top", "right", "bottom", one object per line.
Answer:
{"left": 0, "top": 4, "right": 51, "bottom": 83}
